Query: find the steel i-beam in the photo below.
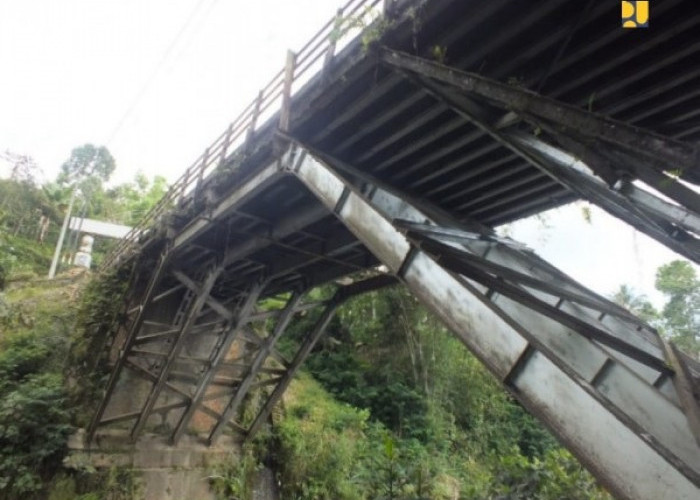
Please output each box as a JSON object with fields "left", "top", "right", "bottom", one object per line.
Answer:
{"left": 380, "top": 49, "right": 700, "bottom": 264}
{"left": 380, "top": 48, "right": 700, "bottom": 184}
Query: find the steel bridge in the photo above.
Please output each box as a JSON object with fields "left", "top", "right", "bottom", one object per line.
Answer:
{"left": 87, "top": 1, "right": 700, "bottom": 498}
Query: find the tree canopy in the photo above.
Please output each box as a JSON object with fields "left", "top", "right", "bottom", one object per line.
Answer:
{"left": 655, "top": 260, "right": 700, "bottom": 357}
{"left": 57, "top": 144, "right": 115, "bottom": 187}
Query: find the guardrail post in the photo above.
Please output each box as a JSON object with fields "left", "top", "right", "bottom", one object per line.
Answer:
{"left": 246, "top": 90, "right": 264, "bottom": 150}
{"left": 324, "top": 8, "right": 344, "bottom": 70}
{"left": 279, "top": 50, "right": 297, "bottom": 133}
{"left": 197, "top": 148, "right": 209, "bottom": 190}
{"left": 219, "top": 123, "right": 234, "bottom": 166}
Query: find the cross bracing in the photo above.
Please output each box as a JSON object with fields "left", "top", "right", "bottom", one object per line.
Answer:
{"left": 87, "top": 1, "right": 700, "bottom": 499}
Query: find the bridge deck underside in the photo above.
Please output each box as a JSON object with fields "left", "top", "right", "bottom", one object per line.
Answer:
{"left": 170, "top": 176, "right": 377, "bottom": 299}
{"left": 220, "top": 0, "right": 694, "bottom": 228}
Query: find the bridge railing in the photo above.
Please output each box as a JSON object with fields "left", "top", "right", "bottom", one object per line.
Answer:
{"left": 99, "top": 0, "right": 388, "bottom": 272}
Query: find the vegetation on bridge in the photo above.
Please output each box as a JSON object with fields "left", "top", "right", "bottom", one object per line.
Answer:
{"left": 0, "top": 146, "right": 698, "bottom": 499}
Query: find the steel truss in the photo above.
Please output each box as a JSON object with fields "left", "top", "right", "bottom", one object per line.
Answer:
{"left": 287, "top": 143, "right": 700, "bottom": 500}
{"left": 88, "top": 131, "right": 700, "bottom": 498}
{"left": 88, "top": 237, "right": 395, "bottom": 446}
{"left": 380, "top": 48, "right": 700, "bottom": 264}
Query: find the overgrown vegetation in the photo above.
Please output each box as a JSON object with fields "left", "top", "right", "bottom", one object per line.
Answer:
{"left": 1, "top": 144, "right": 698, "bottom": 499}
{"left": 215, "top": 287, "right": 611, "bottom": 499}
{"left": 0, "top": 278, "right": 78, "bottom": 498}
{"left": 66, "top": 263, "right": 132, "bottom": 427}
{"left": 46, "top": 467, "right": 143, "bottom": 500}
{"left": 0, "top": 145, "right": 160, "bottom": 499}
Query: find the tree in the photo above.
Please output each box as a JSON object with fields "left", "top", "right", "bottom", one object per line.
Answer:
{"left": 610, "top": 284, "right": 660, "bottom": 326}
{"left": 57, "top": 144, "right": 115, "bottom": 187}
{"left": 0, "top": 150, "right": 41, "bottom": 185}
{"left": 104, "top": 173, "right": 168, "bottom": 225}
{"left": 49, "top": 145, "right": 116, "bottom": 278}
{"left": 655, "top": 260, "right": 700, "bottom": 358}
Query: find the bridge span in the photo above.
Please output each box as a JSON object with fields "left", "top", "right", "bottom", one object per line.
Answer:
{"left": 86, "top": 1, "right": 700, "bottom": 499}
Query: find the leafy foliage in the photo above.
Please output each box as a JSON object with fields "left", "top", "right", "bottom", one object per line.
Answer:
{"left": 57, "top": 144, "right": 115, "bottom": 187}
{"left": 610, "top": 284, "right": 660, "bottom": 326}
{"left": 0, "top": 324, "right": 75, "bottom": 497}
{"left": 0, "top": 275, "right": 82, "bottom": 499}
{"left": 0, "top": 231, "right": 55, "bottom": 280}
{"left": 266, "top": 286, "right": 608, "bottom": 499}
{"left": 272, "top": 373, "right": 370, "bottom": 500}
{"left": 655, "top": 260, "right": 700, "bottom": 357}
{"left": 102, "top": 173, "right": 168, "bottom": 226}
{"left": 612, "top": 259, "right": 699, "bottom": 358}
{"left": 209, "top": 449, "right": 260, "bottom": 500}
{"left": 0, "top": 372, "right": 72, "bottom": 497}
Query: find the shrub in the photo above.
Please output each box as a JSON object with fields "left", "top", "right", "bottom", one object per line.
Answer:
{"left": 0, "top": 372, "right": 73, "bottom": 498}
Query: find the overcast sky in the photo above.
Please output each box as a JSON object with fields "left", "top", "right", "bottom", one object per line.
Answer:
{"left": 0, "top": 0, "right": 696, "bottom": 308}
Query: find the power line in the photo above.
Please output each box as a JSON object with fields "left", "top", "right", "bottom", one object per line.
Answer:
{"left": 104, "top": 0, "right": 214, "bottom": 146}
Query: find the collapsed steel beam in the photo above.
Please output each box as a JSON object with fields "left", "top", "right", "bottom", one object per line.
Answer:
{"left": 395, "top": 220, "right": 643, "bottom": 326}
{"left": 511, "top": 133, "right": 700, "bottom": 263}
{"left": 289, "top": 144, "right": 700, "bottom": 500}
{"left": 404, "top": 232, "right": 671, "bottom": 374}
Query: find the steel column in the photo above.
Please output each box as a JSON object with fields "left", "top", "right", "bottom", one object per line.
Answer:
{"left": 87, "top": 249, "right": 171, "bottom": 443}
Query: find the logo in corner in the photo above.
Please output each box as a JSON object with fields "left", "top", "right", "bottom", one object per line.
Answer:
{"left": 622, "top": 1, "right": 649, "bottom": 28}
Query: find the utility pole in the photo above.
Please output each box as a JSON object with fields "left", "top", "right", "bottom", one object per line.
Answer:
{"left": 48, "top": 149, "right": 101, "bottom": 278}
{"left": 48, "top": 186, "right": 78, "bottom": 279}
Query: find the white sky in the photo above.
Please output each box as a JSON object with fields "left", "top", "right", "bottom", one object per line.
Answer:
{"left": 0, "top": 0, "right": 696, "bottom": 307}
{"left": 0, "top": 0, "right": 339, "bottom": 184}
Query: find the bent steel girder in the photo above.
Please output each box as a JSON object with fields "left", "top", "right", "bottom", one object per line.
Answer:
{"left": 288, "top": 144, "right": 700, "bottom": 500}
{"left": 380, "top": 48, "right": 700, "bottom": 264}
